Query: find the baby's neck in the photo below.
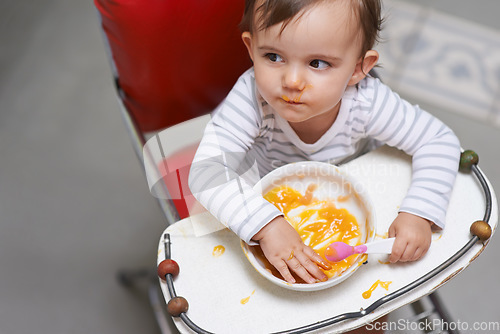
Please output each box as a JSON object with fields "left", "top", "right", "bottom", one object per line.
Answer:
{"left": 289, "top": 107, "right": 340, "bottom": 144}
{"left": 290, "top": 124, "right": 328, "bottom": 144}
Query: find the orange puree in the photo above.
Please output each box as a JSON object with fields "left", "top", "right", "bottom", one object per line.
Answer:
{"left": 212, "top": 245, "right": 225, "bottom": 257}
{"left": 282, "top": 84, "right": 313, "bottom": 103}
{"left": 240, "top": 290, "right": 256, "bottom": 305}
{"left": 362, "top": 280, "right": 392, "bottom": 299}
{"left": 260, "top": 184, "right": 362, "bottom": 282}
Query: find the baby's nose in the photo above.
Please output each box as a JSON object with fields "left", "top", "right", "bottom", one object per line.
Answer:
{"left": 283, "top": 68, "right": 306, "bottom": 91}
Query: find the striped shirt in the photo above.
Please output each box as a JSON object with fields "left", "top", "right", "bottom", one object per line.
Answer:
{"left": 189, "top": 68, "right": 461, "bottom": 244}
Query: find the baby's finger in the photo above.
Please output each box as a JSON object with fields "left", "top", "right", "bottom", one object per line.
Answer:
{"left": 400, "top": 244, "right": 418, "bottom": 262}
{"left": 389, "top": 240, "right": 406, "bottom": 263}
{"left": 388, "top": 225, "right": 397, "bottom": 238}
{"left": 271, "top": 258, "right": 296, "bottom": 284}
{"left": 411, "top": 246, "right": 427, "bottom": 261}
{"left": 420, "top": 245, "right": 430, "bottom": 258}
{"left": 286, "top": 256, "right": 316, "bottom": 284}
{"left": 304, "top": 247, "right": 332, "bottom": 271}
{"left": 295, "top": 252, "right": 328, "bottom": 282}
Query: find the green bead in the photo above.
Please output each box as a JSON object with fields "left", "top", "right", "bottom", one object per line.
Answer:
{"left": 459, "top": 150, "right": 478, "bottom": 172}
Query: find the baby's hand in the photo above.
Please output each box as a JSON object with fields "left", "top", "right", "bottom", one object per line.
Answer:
{"left": 388, "top": 212, "right": 433, "bottom": 263}
{"left": 252, "top": 216, "right": 332, "bottom": 284}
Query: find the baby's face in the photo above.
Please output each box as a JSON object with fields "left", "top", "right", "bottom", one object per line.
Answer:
{"left": 242, "top": 1, "right": 368, "bottom": 129}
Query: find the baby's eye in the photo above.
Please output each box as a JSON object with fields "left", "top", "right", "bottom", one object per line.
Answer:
{"left": 265, "top": 53, "right": 283, "bottom": 63}
{"left": 310, "top": 59, "right": 330, "bottom": 69}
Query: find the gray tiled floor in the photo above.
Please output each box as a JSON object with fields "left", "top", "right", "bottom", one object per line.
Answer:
{"left": 0, "top": 1, "right": 499, "bottom": 334}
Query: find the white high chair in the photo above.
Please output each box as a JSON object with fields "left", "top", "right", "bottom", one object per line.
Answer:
{"left": 94, "top": 0, "right": 498, "bottom": 333}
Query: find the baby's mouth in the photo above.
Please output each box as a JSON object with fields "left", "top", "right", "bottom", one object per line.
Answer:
{"left": 282, "top": 85, "right": 310, "bottom": 104}
{"left": 282, "top": 95, "right": 303, "bottom": 104}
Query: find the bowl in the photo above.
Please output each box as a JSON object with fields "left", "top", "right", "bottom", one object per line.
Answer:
{"left": 241, "top": 161, "right": 375, "bottom": 291}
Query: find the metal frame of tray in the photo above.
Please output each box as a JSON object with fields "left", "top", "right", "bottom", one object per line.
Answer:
{"left": 159, "top": 161, "right": 493, "bottom": 334}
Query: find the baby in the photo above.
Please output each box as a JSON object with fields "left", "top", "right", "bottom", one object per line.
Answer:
{"left": 189, "top": 0, "right": 460, "bottom": 284}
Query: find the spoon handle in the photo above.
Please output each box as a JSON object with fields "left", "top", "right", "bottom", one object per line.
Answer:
{"left": 361, "top": 237, "right": 395, "bottom": 254}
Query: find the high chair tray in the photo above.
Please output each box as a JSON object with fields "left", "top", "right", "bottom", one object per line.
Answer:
{"left": 157, "top": 146, "right": 497, "bottom": 334}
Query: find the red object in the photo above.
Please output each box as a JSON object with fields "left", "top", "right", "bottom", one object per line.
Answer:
{"left": 95, "top": 0, "right": 252, "bottom": 217}
{"left": 94, "top": 0, "right": 251, "bottom": 132}
{"left": 157, "top": 143, "right": 200, "bottom": 219}
{"left": 157, "top": 259, "right": 180, "bottom": 279}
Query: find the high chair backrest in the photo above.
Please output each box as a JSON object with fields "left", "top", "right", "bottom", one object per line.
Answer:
{"left": 95, "top": 0, "right": 252, "bottom": 133}
{"left": 95, "top": 0, "right": 253, "bottom": 219}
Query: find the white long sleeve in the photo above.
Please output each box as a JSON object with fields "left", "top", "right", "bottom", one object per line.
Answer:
{"left": 189, "top": 68, "right": 460, "bottom": 243}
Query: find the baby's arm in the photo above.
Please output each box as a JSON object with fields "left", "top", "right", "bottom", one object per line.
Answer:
{"left": 362, "top": 79, "right": 460, "bottom": 262}
{"left": 388, "top": 212, "right": 432, "bottom": 263}
{"left": 252, "top": 216, "right": 331, "bottom": 283}
{"left": 189, "top": 70, "right": 327, "bottom": 283}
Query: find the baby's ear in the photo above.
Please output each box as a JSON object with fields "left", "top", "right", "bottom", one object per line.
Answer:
{"left": 241, "top": 32, "right": 254, "bottom": 62}
{"left": 348, "top": 50, "right": 379, "bottom": 86}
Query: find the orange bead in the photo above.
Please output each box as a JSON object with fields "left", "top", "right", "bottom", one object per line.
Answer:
{"left": 470, "top": 220, "right": 492, "bottom": 241}
{"left": 167, "top": 296, "right": 189, "bottom": 317}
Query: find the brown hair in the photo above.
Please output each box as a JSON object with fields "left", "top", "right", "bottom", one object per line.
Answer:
{"left": 239, "top": 0, "right": 382, "bottom": 56}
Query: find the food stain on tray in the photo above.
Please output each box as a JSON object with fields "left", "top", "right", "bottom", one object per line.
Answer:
{"left": 240, "top": 290, "right": 256, "bottom": 305}
{"left": 362, "top": 280, "right": 392, "bottom": 299}
{"left": 260, "top": 184, "right": 364, "bottom": 282}
{"left": 212, "top": 245, "right": 225, "bottom": 257}
{"left": 433, "top": 233, "right": 443, "bottom": 241}
{"left": 378, "top": 260, "right": 391, "bottom": 265}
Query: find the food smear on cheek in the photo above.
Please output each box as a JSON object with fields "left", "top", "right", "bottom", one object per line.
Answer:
{"left": 282, "top": 84, "right": 313, "bottom": 103}
{"left": 257, "top": 184, "right": 362, "bottom": 282}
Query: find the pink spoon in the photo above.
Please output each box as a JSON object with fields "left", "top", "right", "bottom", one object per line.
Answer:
{"left": 325, "top": 238, "right": 395, "bottom": 262}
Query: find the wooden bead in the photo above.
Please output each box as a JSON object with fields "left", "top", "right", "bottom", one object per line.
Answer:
{"left": 470, "top": 220, "right": 492, "bottom": 241}
{"left": 167, "top": 296, "right": 189, "bottom": 317}
{"left": 459, "top": 150, "right": 479, "bottom": 172}
{"left": 157, "top": 259, "right": 180, "bottom": 279}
